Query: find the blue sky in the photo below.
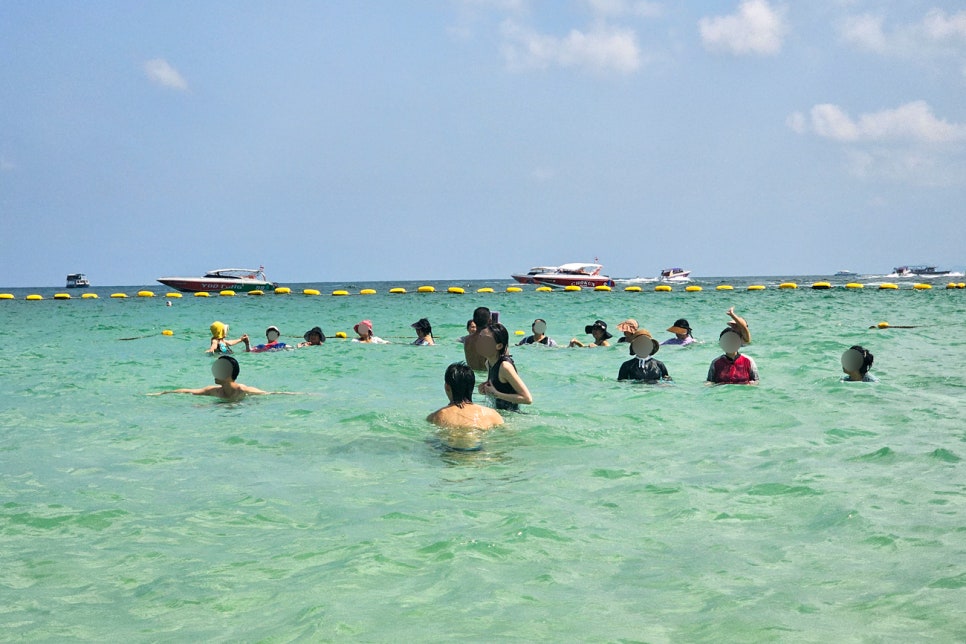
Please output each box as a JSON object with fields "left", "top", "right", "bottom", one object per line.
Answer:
{"left": 2, "top": 0, "right": 965, "bottom": 286}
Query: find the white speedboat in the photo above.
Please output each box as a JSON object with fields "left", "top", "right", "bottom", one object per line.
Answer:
{"left": 66, "top": 273, "right": 91, "bottom": 288}
{"left": 511, "top": 265, "right": 560, "bottom": 285}
{"left": 660, "top": 268, "right": 691, "bottom": 281}
{"left": 525, "top": 263, "right": 615, "bottom": 288}
{"left": 891, "top": 265, "right": 950, "bottom": 278}
{"left": 834, "top": 270, "right": 858, "bottom": 277}
{"left": 157, "top": 267, "right": 278, "bottom": 293}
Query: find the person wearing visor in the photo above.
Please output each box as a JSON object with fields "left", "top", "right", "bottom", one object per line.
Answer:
{"left": 569, "top": 320, "right": 612, "bottom": 348}
{"left": 707, "top": 328, "right": 759, "bottom": 385}
{"left": 250, "top": 326, "right": 289, "bottom": 353}
{"left": 206, "top": 321, "right": 250, "bottom": 355}
{"left": 618, "top": 329, "right": 671, "bottom": 383}
{"left": 841, "top": 346, "right": 877, "bottom": 382}
{"left": 662, "top": 318, "right": 695, "bottom": 346}
{"left": 615, "top": 319, "right": 638, "bottom": 343}
{"left": 518, "top": 318, "right": 557, "bottom": 347}
{"left": 298, "top": 326, "right": 326, "bottom": 347}
{"left": 149, "top": 355, "right": 273, "bottom": 401}
{"left": 353, "top": 319, "right": 389, "bottom": 344}
{"left": 412, "top": 318, "right": 435, "bottom": 346}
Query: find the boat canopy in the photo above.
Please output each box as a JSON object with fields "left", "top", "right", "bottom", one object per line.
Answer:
{"left": 203, "top": 268, "right": 267, "bottom": 279}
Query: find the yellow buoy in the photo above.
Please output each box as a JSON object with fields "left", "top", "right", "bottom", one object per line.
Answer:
{"left": 779, "top": 283, "right": 797, "bottom": 289}
{"left": 514, "top": 330, "right": 525, "bottom": 336}
{"left": 331, "top": 290, "right": 349, "bottom": 296}
{"left": 389, "top": 287, "right": 407, "bottom": 294}
{"left": 845, "top": 283, "right": 864, "bottom": 289}
{"left": 536, "top": 286, "right": 553, "bottom": 292}
{"left": 82, "top": 293, "right": 98, "bottom": 299}
{"left": 111, "top": 293, "right": 128, "bottom": 298}
{"left": 219, "top": 290, "right": 235, "bottom": 297}
{"left": 299, "top": 288, "right": 318, "bottom": 296}
{"left": 624, "top": 286, "right": 641, "bottom": 292}
{"left": 959, "top": 283, "right": 966, "bottom": 289}
{"left": 166, "top": 292, "right": 183, "bottom": 298}
{"left": 137, "top": 290, "right": 155, "bottom": 297}
{"left": 913, "top": 283, "right": 931, "bottom": 290}
{"left": 194, "top": 291, "right": 210, "bottom": 297}
{"left": 877, "top": 321, "right": 890, "bottom": 329}
{"left": 335, "top": 331, "right": 347, "bottom": 339}
{"left": 811, "top": 282, "right": 832, "bottom": 290}
{"left": 54, "top": 293, "right": 71, "bottom": 299}
{"left": 594, "top": 285, "right": 611, "bottom": 292}
{"left": 947, "top": 283, "right": 958, "bottom": 289}
{"left": 564, "top": 285, "right": 581, "bottom": 292}
{"left": 26, "top": 294, "right": 43, "bottom": 300}
{"left": 274, "top": 287, "right": 291, "bottom": 295}
{"left": 506, "top": 286, "right": 523, "bottom": 293}
{"left": 715, "top": 285, "right": 733, "bottom": 291}
{"left": 477, "top": 287, "right": 494, "bottom": 293}
{"left": 417, "top": 286, "right": 435, "bottom": 293}
{"left": 162, "top": 329, "right": 174, "bottom": 336}
{"left": 655, "top": 285, "right": 672, "bottom": 292}
{"left": 248, "top": 290, "right": 263, "bottom": 296}
{"left": 360, "top": 289, "right": 377, "bottom": 295}
{"left": 448, "top": 287, "right": 465, "bottom": 295}
{"left": 0, "top": 293, "right": 14, "bottom": 300}
{"left": 747, "top": 285, "right": 766, "bottom": 291}
{"left": 879, "top": 283, "right": 898, "bottom": 290}
{"left": 686, "top": 285, "right": 703, "bottom": 292}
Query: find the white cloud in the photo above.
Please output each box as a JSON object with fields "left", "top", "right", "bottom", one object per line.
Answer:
{"left": 838, "top": 14, "right": 886, "bottom": 53}
{"left": 584, "top": 0, "right": 662, "bottom": 19}
{"left": 793, "top": 101, "right": 966, "bottom": 144}
{"left": 144, "top": 58, "right": 188, "bottom": 91}
{"left": 501, "top": 20, "right": 642, "bottom": 73}
{"left": 839, "top": 9, "right": 966, "bottom": 59}
{"left": 699, "top": 0, "right": 787, "bottom": 56}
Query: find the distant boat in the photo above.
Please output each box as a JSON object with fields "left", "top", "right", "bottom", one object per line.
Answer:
{"left": 513, "top": 262, "right": 615, "bottom": 288}
{"left": 157, "top": 267, "right": 278, "bottom": 293}
{"left": 661, "top": 268, "right": 691, "bottom": 281}
{"left": 511, "top": 265, "right": 560, "bottom": 285}
{"left": 66, "top": 273, "right": 91, "bottom": 288}
{"left": 834, "top": 270, "right": 858, "bottom": 277}
{"left": 891, "top": 265, "right": 950, "bottom": 278}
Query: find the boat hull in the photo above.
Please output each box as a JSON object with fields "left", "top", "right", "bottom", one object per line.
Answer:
{"left": 157, "top": 277, "right": 276, "bottom": 293}
{"left": 533, "top": 275, "right": 616, "bottom": 288}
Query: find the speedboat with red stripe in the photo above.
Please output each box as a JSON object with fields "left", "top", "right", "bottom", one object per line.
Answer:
{"left": 519, "top": 263, "right": 615, "bottom": 288}
{"left": 157, "top": 267, "right": 278, "bottom": 293}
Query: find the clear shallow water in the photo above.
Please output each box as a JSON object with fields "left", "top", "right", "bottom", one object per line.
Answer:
{"left": 1, "top": 278, "right": 965, "bottom": 641}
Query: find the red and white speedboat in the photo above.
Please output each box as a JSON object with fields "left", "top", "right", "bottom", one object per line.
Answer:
{"left": 511, "top": 265, "right": 560, "bottom": 284}
{"left": 660, "top": 267, "right": 691, "bottom": 281}
{"left": 157, "top": 267, "right": 278, "bottom": 293}
{"left": 514, "top": 263, "right": 615, "bottom": 288}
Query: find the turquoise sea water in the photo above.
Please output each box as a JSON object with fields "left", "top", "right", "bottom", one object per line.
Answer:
{"left": 2, "top": 277, "right": 965, "bottom": 641}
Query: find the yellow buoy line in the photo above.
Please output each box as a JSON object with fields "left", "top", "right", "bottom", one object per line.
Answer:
{"left": 5, "top": 280, "right": 965, "bottom": 301}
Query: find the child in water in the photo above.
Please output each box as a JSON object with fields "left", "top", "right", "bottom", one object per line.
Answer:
{"left": 841, "top": 346, "right": 877, "bottom": 382}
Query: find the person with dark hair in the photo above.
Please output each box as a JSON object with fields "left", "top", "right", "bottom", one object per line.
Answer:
{"left": 569, "top": 320, "right": 612, "bottom": 347}
{"left": 662, "top": 318, "right": 695, "bottom": 346}
{"left": 411, "top": 318, "right": 435, "bottom": 346}
{"left": 463, "top": 306, "right": 492, "bottom": 370}
{"left": 298, "top": 326, "right": 326, "bottom": 347}
{"left": 148, "top": 355, "right": 282, "bottom": 401}
{"left": 707, "top": 327, "right": 759, "bottom": 385}
{"left": 250, "top": 326, "right": 290, "bottom": 353}
{"left": 458, "top": 319, "right": 476, "bottom": 344}
{"left": 841, "top": 346, "right": 877, "bottom": 382}
{"left": 427, "top": 362, "right": 504, "bottom": 430}
{"left": 477, "top": 322, "right": 533, "bottom": 411}
{"left": 517, "top": 318, "right": 557, "bottom": 347}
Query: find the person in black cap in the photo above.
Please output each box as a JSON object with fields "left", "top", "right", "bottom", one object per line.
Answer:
{"left": 298, "top": 326, "right": 326, "bottom": 347}
{"left": 569, "top": 320, "right": 612, "bottom": 347}
{"left": 662, "top": 318, "right": 695, "bottom": 346}
{"left": 412, "top": 318, "right": 435, "bottom": 346}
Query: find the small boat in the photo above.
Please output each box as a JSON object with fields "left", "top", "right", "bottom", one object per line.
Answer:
{"left": 834, "top": 270, "right": 858, "bottom": 277}
{"left": 891, "top": 265, "right": 950, "bottom": 278}
{"left": 527, "top": 263, "right": 615, "bottom": 289}
{"left": 66, "top": 273, "right": 91, "bottom": 288}
{"left": 660, "top": 268, "right": 691, "bottom": 281}
{"left": 157, "top": 267, "right": 278, "bottom": 293}
{"left": 511, "top": 265, "right": 560, "bottom": 285}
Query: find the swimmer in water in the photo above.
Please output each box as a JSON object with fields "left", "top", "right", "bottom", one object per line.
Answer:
{"left": 841, "top": 345, "right": 877, "bottom": 382}
{"left": 250, "top": 326, "right": 290, "bottom": 353}
{"left": 725, "top": 307, "right": 751, "bottom": 344}
{"left": 618, "top": 329, "right": 671, "bottom": 383}
{"left": 615, "top": 319, "right": 638, "bottom": 343}
{"left": 662, "top": 318, "right": 695, "bottom": 346}
{"left": 427, "top": 362, "right": 504, "bottom": 431}
{"left": 707, "top": 327, "right": 759, "bottom": 385}
{"left": 411, "top": 318, "right": 435, "bottom": 346}
{"left": 570, "top": 320, "right": 612, "bottom": 348}
{"left": 477, "top": 322, "right": 533, "bottom": 411}
{"left": 149, "top": 355, "right": 284, "bottom": 401}
{"left": 206, "top": 321, "right": 250, "bottom": 355}
{"left": 352, "top": 319, "right": 389, "bottom": 344}
{"left": 458, "top": 319, "right": 476, "bottom": 344}
{"left": 517, "top": 318, "right": 557, "bottom": 347}
{"left": 463, "top": 307, "right": 493, "bottom": 371}
{"left": 297, "top": 326, "right": 326, "bottom": 347}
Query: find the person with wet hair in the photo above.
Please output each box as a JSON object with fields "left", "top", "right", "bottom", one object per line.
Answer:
{"left": 149, "top": 356, "right": 278, "bottom": 401}
{"left": 477, "top": 322, "right": 533, "bottom": 411}
{"left": 411, "top": 318, "right": 435, "bottom": 346}
{"left": 427, "top": 362, "right": 504, "bottom": 430}
{"left": 463, "top": 306, "right": 493, "bottom": 370}
{"left": 841, "top": 345, "right": 877, "bottom": 382}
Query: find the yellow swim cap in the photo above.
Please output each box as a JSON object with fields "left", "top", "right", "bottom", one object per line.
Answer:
{"left": 210, "top": 321, "right": 227, "bottom": 339}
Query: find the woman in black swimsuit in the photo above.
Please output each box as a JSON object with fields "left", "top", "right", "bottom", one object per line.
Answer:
{"left": 476, "top": 322, "right": 533, "bottom": 411}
